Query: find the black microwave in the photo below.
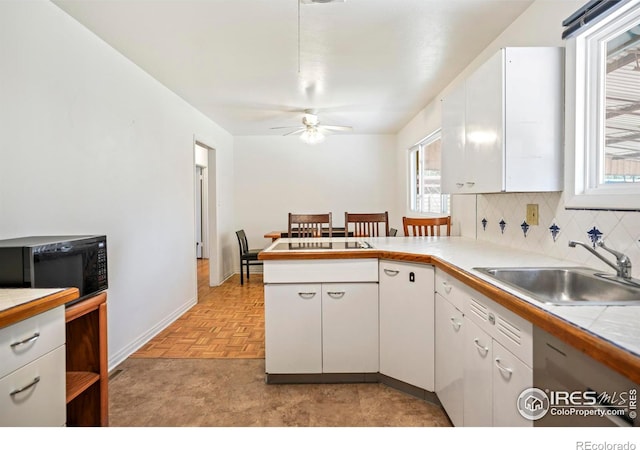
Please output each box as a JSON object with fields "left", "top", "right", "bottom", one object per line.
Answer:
{"left": 0, "top": 235, "right": 108, "bottom": 303}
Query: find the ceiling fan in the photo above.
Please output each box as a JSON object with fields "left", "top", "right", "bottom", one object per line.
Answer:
{"left": 270, "top": 110, "right": 353, "bottom": 144}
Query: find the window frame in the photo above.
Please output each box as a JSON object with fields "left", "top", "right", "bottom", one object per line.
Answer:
{"left": 564, "top": 1, "right": 640, "bottom": 210}
{"left": 408, "top": 129, "right": 450, "bottom": 215}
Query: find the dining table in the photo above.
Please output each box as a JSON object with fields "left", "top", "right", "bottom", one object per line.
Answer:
{"left": 264, "top": 227, "right": 354, "bottom": 241}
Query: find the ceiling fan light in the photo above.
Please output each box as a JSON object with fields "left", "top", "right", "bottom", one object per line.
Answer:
{"left": 300, "top": 127, "right": 325, "bottom": 144}
{"left": 302, "top": 112, "right": 319, "bottom": 126}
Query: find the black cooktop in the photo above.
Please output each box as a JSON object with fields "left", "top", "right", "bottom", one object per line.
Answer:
{"left": 271, "top": 240, "right": 373, "bottom": 251}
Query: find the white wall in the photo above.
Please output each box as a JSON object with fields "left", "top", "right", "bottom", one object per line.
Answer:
{"left": 0, "top": 1, "right": 235, "bottom": 368}
{"left": 233, "top": 135, "right": 397, "bottom": 266}
{"left": 395, "top": 0, "right": 587, "bottom": 238}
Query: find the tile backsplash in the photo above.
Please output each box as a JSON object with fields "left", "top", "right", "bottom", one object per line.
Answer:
{"left": 475, "top": 192, "right": 640, "bottom": 278}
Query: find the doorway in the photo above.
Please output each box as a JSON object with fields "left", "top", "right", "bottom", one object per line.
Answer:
{"left": 195, "top": 165, "right": 206, "bottom": 259}
{"left": 194, "top": 140, "right": 218, "bottom": 290}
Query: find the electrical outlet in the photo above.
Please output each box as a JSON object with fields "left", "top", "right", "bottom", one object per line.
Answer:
{"left": 526, "top": 204, "right": 539, "bottom": 225}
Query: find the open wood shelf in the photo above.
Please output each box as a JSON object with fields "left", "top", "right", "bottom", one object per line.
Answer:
{"left": 65, "top": 292, "right": 108, "bottom": 426}
{"left": 66, "top": 371, "right": 100, "bottom": 403}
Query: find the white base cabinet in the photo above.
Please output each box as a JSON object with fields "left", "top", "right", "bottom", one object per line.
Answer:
{"left": 265, "top": 282, "right": 378, "bottom": 374}
{"left": 0, "top": 305, "right": 66, "bottom": 426}
{"left": 264, "top": 259, "right": 379, "bottom": 376}
{"left": 435, "top": 293, "right": 464, "bottom": 427}
{"left": 322, "top": 283, "right": 379, "bottom": 373}
{"left": 462, "top": 317, "right": 493, "bottom": 426}
{"left": 435, "top": 269, "right": 533, "bottom": 427}
{"left": 463, "top": 286, "right": 533, "bottom": 427}
{"left": 264, "top": 283, "right": 322, "bottom": 374}
{"left": 379, "top": 260, "right": 434, "bottom": 391}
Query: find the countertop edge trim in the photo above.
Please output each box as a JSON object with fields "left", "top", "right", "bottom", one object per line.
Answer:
{"left": 0, "top": 288, "right": 80, "bottom": 329}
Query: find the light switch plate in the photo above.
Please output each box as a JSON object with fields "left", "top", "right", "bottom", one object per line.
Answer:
{"left": 526, "top": 204, "right": 539, "bottom": 225}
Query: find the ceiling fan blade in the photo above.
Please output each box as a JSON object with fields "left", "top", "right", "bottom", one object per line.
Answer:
{"left": 283, "top": 128, "right": 306, "bottom": 136}
{"left": 320, "top": 125, "right": 353, "bottom": 132}
{"left": 270, "top": 126, "right": 304, "bottom": 130}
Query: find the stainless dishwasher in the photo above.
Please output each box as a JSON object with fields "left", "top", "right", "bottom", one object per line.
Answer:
{"left": 533, "top": 327, "right": 638, "bottom": 427}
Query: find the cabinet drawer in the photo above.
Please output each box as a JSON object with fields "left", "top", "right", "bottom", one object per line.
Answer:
{"left": 0, "top": 345, "right": 66, "bottom": 426}
{"left": 0, "top": 306, "right": 65, "bottom": 379}
{"left": 464, "top": 291, "right": 532, "bottom": 367}
{"left": 434, "top": 269, "right": 467, "bottom": 311}
{"left": 264, "top": 259, "right": 378, "bottom": 283}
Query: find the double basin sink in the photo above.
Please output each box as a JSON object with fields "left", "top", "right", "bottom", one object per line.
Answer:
{"left": 474, "top": 266, "right": 640, "bottom": 306}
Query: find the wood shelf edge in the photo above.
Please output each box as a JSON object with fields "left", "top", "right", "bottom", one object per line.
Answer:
{"left": 66, "top": 371, "right": 100, "bottom": 404}
{"left": 65, "top": 291, "right": 107, "bottom": 323}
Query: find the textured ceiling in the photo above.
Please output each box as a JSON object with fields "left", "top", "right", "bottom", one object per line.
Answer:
{"left": 53, "top": 0, "right": 536, "bottom": 136}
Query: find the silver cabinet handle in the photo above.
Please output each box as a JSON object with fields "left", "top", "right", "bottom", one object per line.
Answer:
{"left": 494, "top": 358, "right": 513, "bottom": 379}
{"left": 326, "top": 291, "right": 345, "bottom": 299}
{"left": 450, "top": 317, "right": 462, "bottom": 331}
{"left": 9, "top": 376, "right": 41, "bottom": 397}
{"left": 442, "top": 281, "right": 453, "bottom": 294}
{"left": 466, "top": 181, "right": 475, "bottom": 187}
{"left": 455, "top": 183, "right": 464, "bottom": 188}
{"left": 297, "top": 292, "right": 316, "bottom": 299}
{"left": 383, "top": 268, "right": 400, "bottom": 276}
{"left": 10, "top": 332, "right": 40, "bottom": 349}
{"left": 473, "top": 338, "right": 489, "bottom": 356}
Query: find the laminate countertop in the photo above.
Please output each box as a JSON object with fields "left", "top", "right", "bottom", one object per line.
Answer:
{"left": 0, "top": 288, "right": 80, "bottom": 329}
{"left": 259, "top": 236, "right": 640, "bottom": 384}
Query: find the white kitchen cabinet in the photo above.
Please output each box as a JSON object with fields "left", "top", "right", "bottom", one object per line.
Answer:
{"left": 322, "top": 283, "right": 379, "bottom": 373}
{"left": 265, "top": 282, "right": 378, "bottom": 374}
{"left": 463, "top": 288, "right": 533, "bottom": 427}
{"left": 264, "top": 283, "right": 322, "bottom": 374}
{"left": 379, "top": 260, "right": 434, "bottom": 391}
{"left": 463, "top": 317, "right": 493, "bottom": 427}
{"left": 0, "top": 305, "right": 66, "bottom": 426}
{"left": 435, "top": 293, "right": 464, "bottom": 426}
{"left": 441, "top": 80, "right": 466, "bottom": 194}
{"left": 462, "top": 321, "right": 533, "bottom": 427}
{"left": 441, "top": 47, "right": 564, "bottom": 194}
{"left": 264, "top": 259, "right": 379, "bottom": 376}
{"left": 492, "top": 340, "right": 533, "bottom": 427}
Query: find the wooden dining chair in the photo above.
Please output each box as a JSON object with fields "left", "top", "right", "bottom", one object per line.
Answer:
{"left": 344, "top": 211, "right": 390, "bottom": 237}
{"left": 288, "top": 213, "right": 332, "bottom": 238}
{"left": 402, "top": 216, "right": 451, "bottom": 237}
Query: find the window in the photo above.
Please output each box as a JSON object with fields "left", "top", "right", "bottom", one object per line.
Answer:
{"left": 409, "top": 130, "right": 450, "bottom": 214}
{"left": 565, "top": 1, "right": 640, "bottom": 210}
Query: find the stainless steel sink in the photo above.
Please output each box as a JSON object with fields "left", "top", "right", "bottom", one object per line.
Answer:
{"left": 474, "top": 266, "right": 640, "bottom": 306}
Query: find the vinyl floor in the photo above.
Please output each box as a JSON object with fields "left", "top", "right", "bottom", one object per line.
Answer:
{"left": 108, "top": 259, "right": 452, "bottom": 427}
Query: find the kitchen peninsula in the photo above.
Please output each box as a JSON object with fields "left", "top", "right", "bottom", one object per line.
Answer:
{"left": 259, "top": 236, "right": 640, "bottom": 426}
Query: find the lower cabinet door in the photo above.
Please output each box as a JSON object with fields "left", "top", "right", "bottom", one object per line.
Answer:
{"left": 0, "top": 345, "right": 66, "bottom": 426}
{"left": 463, "top": 318, "right": 493, "bottom": 426}
{"left": 322, "top": 283, "right": 378, "bottom": 373}
{"left": 264, "top": 284, "right": 322, "bottom": 374}
{"left": 435, "top": 294, "right": 464, "bottom": 426}
{"left": 379, "top": 261, "right": 435, "bottom": 391}
{"left": 492, "top": 340, "right": 533, "bottom": 427}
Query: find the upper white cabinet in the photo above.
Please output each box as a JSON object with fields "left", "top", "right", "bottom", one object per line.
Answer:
{"left": 442, "top": 47, "right": 564, "bottom": 194}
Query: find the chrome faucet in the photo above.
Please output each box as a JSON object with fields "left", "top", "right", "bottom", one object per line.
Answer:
{"left": 568, "top": 240, "right": 632, "bottom": 279}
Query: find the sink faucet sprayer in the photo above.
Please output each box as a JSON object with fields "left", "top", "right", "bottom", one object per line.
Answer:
{"left": 568, "top": 240, "right": 632, "bottom": 279}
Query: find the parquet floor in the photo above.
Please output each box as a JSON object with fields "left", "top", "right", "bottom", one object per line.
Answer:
{"left": 132, "top": 259, "right": 265, "bottom": 359}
